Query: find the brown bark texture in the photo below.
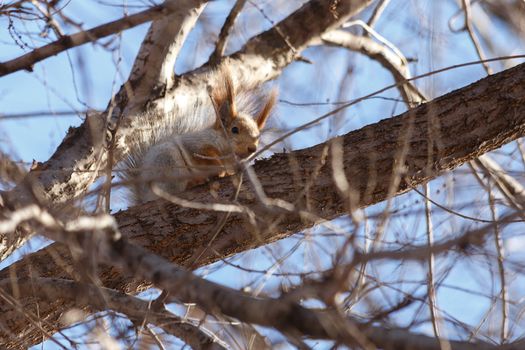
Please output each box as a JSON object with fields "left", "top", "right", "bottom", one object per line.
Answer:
{"left": 2, "top": 61, "right": 525, "bottom": 348}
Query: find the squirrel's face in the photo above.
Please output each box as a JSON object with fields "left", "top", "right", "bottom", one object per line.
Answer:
{"left": 227, "top": 113, "right": 261, "bottom": 158}
{"left": 210, "top": 72, "right": 275, "bottom": 159}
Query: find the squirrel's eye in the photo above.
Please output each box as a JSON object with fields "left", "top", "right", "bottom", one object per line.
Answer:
{"left": 231, "top": 126, "right": 239, "bottom": 134}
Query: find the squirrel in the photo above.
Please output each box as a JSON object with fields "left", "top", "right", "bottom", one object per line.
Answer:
{"left": 121, "top": 68, "right": 277, "bottom": 204}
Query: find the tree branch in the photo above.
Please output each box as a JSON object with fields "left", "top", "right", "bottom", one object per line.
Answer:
{"left": 0, "top": 277, "right": 227, "bottom": 349}
{"left": 208, "top": 0, "right": 247, "bottom": 64}
{"left": 319, "top": 29, "right": 426, "bottom": 105}
{"left": 123, "top": 0, "right": 208, "bottom": 113}
{"left": 0, "top": 1, "right": 193, "bottom": 77}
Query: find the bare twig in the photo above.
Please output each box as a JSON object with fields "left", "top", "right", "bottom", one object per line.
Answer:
{"left": 209, "top": 0, "right": 248, "bottom": 63}
{"left": 320, "top": 29, "right": 424, "bottom": 106}
{"left": 353, "top": 211, "right": 520, "bottom": 265}
{"left": 366, "top": 0, "right": 391, "bottom": 28}
{"left": 0, "top": 151, "right": 26, "bottom": 187}
{"left": 488, "top": 186, "right": 508, "bottom": 344}
{"left": 0, "top": 2, "right": 192, "bottom": 77}
{"left": 461, "top": 0, "right": 493, "bottom": 74}
{"left": 424, "top": 183, "right": 450, "bottom": 350}
{"left": 474, "top": 155, "right": 525, "bottom": 212}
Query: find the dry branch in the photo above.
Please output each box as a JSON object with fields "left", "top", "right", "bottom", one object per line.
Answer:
{"left": 320, "top": 29, "right": 425, "bottom": 105}
{"left": 209, "top": 0, "right": 248, "bottom": 63}
{"left": 123, "top": 0, "right": 208, "bottom": 112}
{"left": 3, "top": 60, "right": 525, "bottom": 347}
{"left": 0, "top": 2, "right": 183, "bottom": 77}
{"left": 0, "top": 278, "right": 226, "bottom": 349}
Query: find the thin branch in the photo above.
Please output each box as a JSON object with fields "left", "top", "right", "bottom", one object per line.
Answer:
{"left": 0, "top": 2, "right": 186, "bottom": 77}
{"left": 179, "top": 303, "right": 272, "bottom": 349}
{"left": 142, "top": 325, "right": 168, "bottom": 350}
{"left": 209, "top": 0, "right": 248, "bottom": 64}
{"left": 471, "top": 155, "right": 520, "bottom": 344}
{"left": 474, "top": 155, "right": 525, "bottom": 211}
{"left": 122, "top": 0, "right": 208, "bottom": 113}
{"left": 0, "top": 151, "right": 26, "bottom": 187}
{"left": 366, "top": 0, "right": 391, "bottom": 28}
{"left": 489, "top": 185, "right": 508, "bottom": 344}
{"left": 353, "top": 211, "right": 520, "bottom": 265}
{"left": 319, "top": 29, "right": 425, "bottom": 106}
{"left": 424, "top": 183, "right": 449, "bottom": 350}
{"left": 461, "top": 0, "right": 493, "bottom": 75}
{"left": 0, "top": 109, "right": 93, "bottom": 119}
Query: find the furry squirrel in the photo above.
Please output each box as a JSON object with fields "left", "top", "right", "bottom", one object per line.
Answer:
{"left": 122, "top": 69, "right": 277, "bottom": 204}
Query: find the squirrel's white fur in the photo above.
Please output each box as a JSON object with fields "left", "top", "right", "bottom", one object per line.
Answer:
{"left": 121, "top": 68, "right": 276, "bottom": 204}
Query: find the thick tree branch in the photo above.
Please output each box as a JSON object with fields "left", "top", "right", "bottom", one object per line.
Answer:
{"left": 3, "top": 60, "right": 525, "bottom": 347}
{"left": 123, "top": 0, "right": 208, "bottom": 113}
{"left": 0, "top": 0, "right": 373, "bottom": 262}
{"left": 0, "top": 277, "right": 227, "bottom": 350}
{"left": 364, "top": 326, "right": 525, "bottom": 350}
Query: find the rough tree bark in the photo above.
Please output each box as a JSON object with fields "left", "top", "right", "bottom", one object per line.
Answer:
{"left": 2, "top": 60, "right": 525, "bottom": 348}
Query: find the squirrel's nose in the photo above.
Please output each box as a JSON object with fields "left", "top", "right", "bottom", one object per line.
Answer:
{"left": 247, "top": 146, "right": 257, "bottom": 154}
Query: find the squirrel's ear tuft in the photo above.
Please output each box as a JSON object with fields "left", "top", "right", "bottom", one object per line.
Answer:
{"left": 256, "top": 89, "right": 277, "bottom": 130}
{"left": 210, "top": 96, "right": 225, "bottom": 130}
{"left": 211, "top": 67, "right": 237, "bottom": 129}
